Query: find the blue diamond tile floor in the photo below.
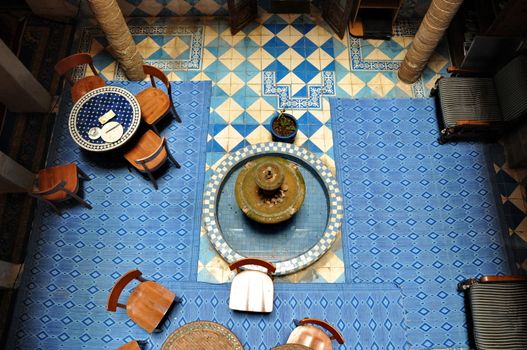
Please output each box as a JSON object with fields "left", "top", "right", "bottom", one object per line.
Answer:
{"left": 330, "top": 98, "right": 510, "bottom": 348}
{"left": 4, "top": 10, "right": 527, "bottom": 350}
{"left": 6, "top": 80, "right": 212, "bottom": 349}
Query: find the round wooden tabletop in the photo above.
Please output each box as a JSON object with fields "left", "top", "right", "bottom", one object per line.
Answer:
{"left": 161, "top": 321, "right": 244, "bottom": 350}
{"left": 272, "top": 345, "right": 312, "bottom": 350}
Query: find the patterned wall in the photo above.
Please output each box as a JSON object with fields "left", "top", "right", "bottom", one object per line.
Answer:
{"left": 72, "top": 0, "right": 431, "bottom": 18}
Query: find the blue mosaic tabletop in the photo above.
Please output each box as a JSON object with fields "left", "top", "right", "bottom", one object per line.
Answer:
{"left": 68, "top": 86, "right": 141, "bottom": 152}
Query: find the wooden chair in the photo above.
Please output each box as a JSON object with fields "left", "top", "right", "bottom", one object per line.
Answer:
{"left": 54, "top": 53, "right": 106, "bottom": 103}
{"left": 459, "top": 275, "right": 527, "bottom": 350}
{"left": 229, "top": 258, "right": 275, "bottom": 313}
{"left": 107, "top": 269, "right": 179, "bottom": 333}
{"left": 123, "top": 130, "right": 180, "bottom": 190}
{"left": 135, "top": 64, "right": 181, "bottom": 134}
{"left": 287, "top": 318, "right": 345, "bottom": 350}
{"left": 135, "top": 65, "right": 181, "bottom": 134}
{"left": 116, "top": 340, "right": 147, "bottom": 350}
{"left": 30, "top": 163, "right": 92, "bottom": 214}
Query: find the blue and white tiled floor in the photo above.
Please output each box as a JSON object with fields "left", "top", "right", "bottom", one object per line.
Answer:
{"left": 11, "top": 10, "right": 527, "bottom": 350}
{"left": 75, "top": 14, "right": 449, "bottom": 284}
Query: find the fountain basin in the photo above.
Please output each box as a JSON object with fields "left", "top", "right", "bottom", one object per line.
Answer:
{"left": 203, "top": 143, "right": 343, "bottom": 275}
{"left": 235, "top": 156, "right": 306, "bottom": 224}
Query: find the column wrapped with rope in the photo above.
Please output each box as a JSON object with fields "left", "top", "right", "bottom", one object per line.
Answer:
{"left": 87, "top": 0, "right": 145, "bottom": 81}
{"left": 398, "top": 0, "right": 464, "bottom": 84}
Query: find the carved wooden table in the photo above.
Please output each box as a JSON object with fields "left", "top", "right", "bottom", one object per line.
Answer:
{"left": 161, "top": 321, "right": 244, "bottom": 350}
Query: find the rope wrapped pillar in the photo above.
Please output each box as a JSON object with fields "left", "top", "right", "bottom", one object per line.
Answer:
{"left": 87, "top": 0, "right": 145, "bottom": 81}
{"left": 398, "top": 0, "right": 464, "bottom": 84}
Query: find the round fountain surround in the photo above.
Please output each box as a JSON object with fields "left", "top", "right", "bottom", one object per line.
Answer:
{"left": 203, "top": 143, "right": 343, "bottom": 275}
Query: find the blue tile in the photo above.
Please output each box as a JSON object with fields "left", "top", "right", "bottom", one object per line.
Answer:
{"left": 330, "top": 97, "right": 510, "bottom": 348}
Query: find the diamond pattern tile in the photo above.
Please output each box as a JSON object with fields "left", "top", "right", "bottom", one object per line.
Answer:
{"left": 8, "top": 11, "right": 523, "bottom": 349}
{"left": 7, "top": 81, "right": 212, "bottom": 349}
{"left": 330, "top": 98, "right": 510, "bottom": 348}
{"left": 349, "top": 20, "right": 450, "bottom": 98}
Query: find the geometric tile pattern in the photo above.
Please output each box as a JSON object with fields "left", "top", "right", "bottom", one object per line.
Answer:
{"left": 76, "top": 20, "right": 204, "bottom": 80}
{"left": 4, "top": 9, "right": 522, "bottom": 350}
{"left": 263, "top": 71, "right": 335, "bottom": 109}
{"left": 202, "top": 143, "right": 343, "bottom": 276}
{"left": 487, "top": 142, "right": 527, "bottom": 272}
{"left": 348, "top": 20, "right": 450, "bottom": 98}
{"left": 75, "top": 14, "right": 452, "bottom": 284}
{"left": 75, "top": 0, "right": 229, "bottom": 17}
{"left": 6, "top": 80, "right": 212, "bottom": 349}
{"left": 114, "top": 0, "right": 229, "bottom": 17}
{"left": 10, "top": 281, "right": 407, "bottom": 349}
{"left": 330, "top": 98, "right": 510, "bottom": 349}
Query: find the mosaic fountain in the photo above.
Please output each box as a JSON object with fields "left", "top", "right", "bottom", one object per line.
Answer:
{"left": 204, "top": 143, "right": 343, "bottom": 275}
{"left": 235, "top": 156, "right": 305, "bottom": 224}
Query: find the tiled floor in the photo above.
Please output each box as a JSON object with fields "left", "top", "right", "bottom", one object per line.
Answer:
{"left": 75, "top": 13, "right": 449, "bottom": 283}
{"left": 488, "top": 142, "right": 527, "bottom": 271}
{"left": 3, "top": 9, "right": 527, "bottom": 350}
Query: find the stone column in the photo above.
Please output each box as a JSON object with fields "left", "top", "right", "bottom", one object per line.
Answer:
{"left": 0, "top": 261, "right": 23, "bottom": 289}
{"left": 0, "top": 151, "right": 35, "bottom": 193}
{"left": 398, "top": 0, "right": 464, "bottom": 84}
{"left": 0, "top": 39, "right": 51, "bottom": 113}
{"left": 87, "top": 0, "right": 145, "bottom": 81}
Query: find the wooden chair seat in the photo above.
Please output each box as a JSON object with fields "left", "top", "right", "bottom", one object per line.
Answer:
{"left": 31, "top": 163, "right": 91, "bottom": 214}
{"left": 135, "top": 87, "right": 171, "bottom": 125}
{"left": 127, "top": 281, "right": 176, "bottom": 333}
{"left": 107, "top": 269, "right": 179, "bottom": 334}
{"left": 117, "top": 340, "right": 142, "bottom": 350}
{"left": 55, "top": 53, "right": 106, "bottom": 103}
{"left": 36, "top": 163, "right": 79, "bottom": 202}
{"left": 135, "top": 65, "right": 181, "bottom": 134}
{"left": 124, "top": 130, "right": 167, "bottom": 172}
{"left": 71, "top": 75, "right": 106, "bottom": 102}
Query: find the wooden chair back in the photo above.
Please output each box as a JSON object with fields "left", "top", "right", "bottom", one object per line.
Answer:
{"left": 135, "top": 137, "right": 168, "bottom": 172}
{"left": 127, "top": 280, "right": 176, "bottom": 333}
{"left": 107, "top": 269, "right": 143, "bottom": 312}
{"left": 287, "top": 318, "right": 344, "bottom": 350}
{"left": 297, "top": 318, "right": 344, "bottom": 344}
{"left": 117, "top": 340, "right": 142, "bottom": 350}
{"left": 229, "top": 258, "right": 276, "bottom": 276}
{"left": 143, "top": 65, "right": 173, "bottom": 103}
{"left": 55, "top": 53, "right": 98, "bottom": 84}
{"left": 229, "top": 258, "right": 275, "bottom": 313}
{"left": 32, "top": 180, "right": 67, "bottom": 198}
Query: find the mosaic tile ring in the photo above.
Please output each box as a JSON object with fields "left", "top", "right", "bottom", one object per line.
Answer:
{"left": 203, "top": 142, "right": 344, "bottom": 275}
{"left": 69, "top": 86, "right": 141, "bottom": 152}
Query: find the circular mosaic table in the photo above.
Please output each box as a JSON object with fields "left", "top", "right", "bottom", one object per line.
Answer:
{"left": 69, "top": 86, "right": 141, "bottom": 152}
{"left": 203, "top": 143, "right": 343, "bottom": 276}
{"left": 161, "top": 321, "right": 243, "bottom": 350}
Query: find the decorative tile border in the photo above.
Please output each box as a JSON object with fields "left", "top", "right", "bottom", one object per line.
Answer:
{"left": 262, "top": 71, "right": 336, "bottom": 109}
{"left": 202, "top": 142, "right": 343, "bottom": 275}
{"left": 348, "top": 20, "right": 428, "bottom": 98}
{"left": 75, "top": 23, "right": 204, "bottom": 79}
